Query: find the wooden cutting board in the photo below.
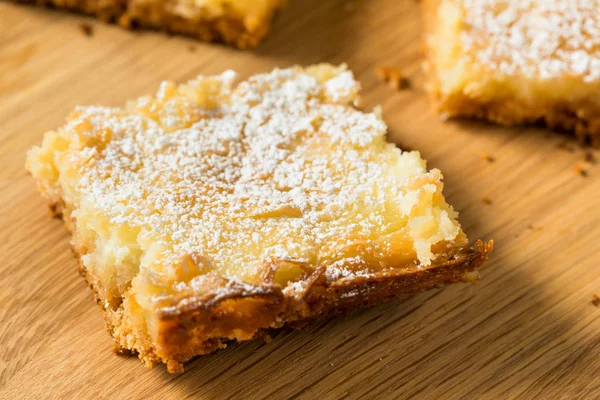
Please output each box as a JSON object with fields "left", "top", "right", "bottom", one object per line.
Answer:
{"left": 1, "top": 1, "right": 599, "bottom": 398}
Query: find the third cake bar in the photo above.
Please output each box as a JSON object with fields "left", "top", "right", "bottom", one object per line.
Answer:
{"left": 421, "top": 0, "right": 600, "bottom": 145}
{"left": 26, "top": 64, "right": 492, "bottom": 372}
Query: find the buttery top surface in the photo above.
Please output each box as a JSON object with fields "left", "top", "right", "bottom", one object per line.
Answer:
{"left": 30, "top": 65, "right": 463, "bottom": 292}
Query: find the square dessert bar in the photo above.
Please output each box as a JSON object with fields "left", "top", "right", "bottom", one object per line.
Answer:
{"left": 27, "top": 64, "right": 492, "bottom": 372}
{"left": 422, "top": 0, "right": 600, "bottom": 145}
{"left": 22, "top": 0, "right": 284, "bottom": 48}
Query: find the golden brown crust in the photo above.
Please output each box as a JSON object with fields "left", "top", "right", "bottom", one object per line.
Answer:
{"left": 50, "top": 196, "right": 492, "bottom": 373}
{"left": 17, "top": 0, "right": 283, "bottom": 49}
{"left": 420, "top": 0, "right": 600, "bottom": 147}
{"left": 290, "top": 240, "right": 492, "bottom": 323}
{"left": 426, "top": 90, "right": 600, "bottom": 147}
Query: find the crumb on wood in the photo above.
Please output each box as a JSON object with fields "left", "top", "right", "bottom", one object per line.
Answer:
{"left": 262, "top": 333, "right": 272, "bottom": 343}
{"left": 584, "top": 151, "right": 596, "bottom": 164}
{"left": 375, "top": 66, "right": 409, "bottom": 90}
{"left": 592, "top": 294, "right": 600, "bottom": 307}
{"left": 574, "top": 164, "right": 588, "bottom": 177}
{"left": 481, "top": 152, "right": 495, "bottom": 163}
{"left": 188, "top": 45, "right": 197, "bottom": 52}
{"left": 79, "top": 23, "right": 94, "bottom": 37}
{"left": 527, "top": 224, "right": 543, "bottom": 231}
{"left": 556, "top": 141, "right": 576, "bottom": 152}
{"left": 481, "top": 197, "right": 492, "bottom": 205}
{"left": 167, "top": 360, "right": 185, "bottom": 373}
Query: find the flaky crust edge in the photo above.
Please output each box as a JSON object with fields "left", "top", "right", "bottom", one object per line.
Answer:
{"left": 419, "top": 0, "right": 600, "bottom": 147}
{"left": 47, "top": 194, "right": 492, "bottom": 373}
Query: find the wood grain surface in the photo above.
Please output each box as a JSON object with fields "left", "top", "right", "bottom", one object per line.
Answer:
{"left": 1, "top": 1, "right": 600, "bottom": 399}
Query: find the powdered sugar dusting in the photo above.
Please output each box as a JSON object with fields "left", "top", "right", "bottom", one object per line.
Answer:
{"left": 57, "top": 65, "right": 462, "bottom": 291}
{"left": 324, "top": 71, "right": 360, "bottom": 103}
{"left": 325, "top": 257, "right": 373, "bottom": 282}
{"left": 212, "top": 277, "right": 268, "bottom": 301}
{"left": 461, "top": 0, "right": 600, "bottom": 81}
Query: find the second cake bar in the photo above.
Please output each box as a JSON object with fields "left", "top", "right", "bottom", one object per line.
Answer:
{"left": 421, "top": 0, "right": 600, "bottom": 145}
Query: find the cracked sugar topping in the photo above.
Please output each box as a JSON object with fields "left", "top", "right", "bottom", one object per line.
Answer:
{"left": 63, "top": 65, "right": 462, "bottom": 284}
{"left": 460, "top": 0, "right": 600, "bottom": 81}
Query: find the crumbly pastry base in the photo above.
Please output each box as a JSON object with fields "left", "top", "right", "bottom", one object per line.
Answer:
{"left": 427, "top": 89, "right": 600, "bottom": 147}
{"left": 18, "top": 0, "right": 283, "bottom": 48}
{"left": 51, "top": 197, "right": 492, "bottom": 373}
{"left": 421, "top": 56, "right": 600, "bottom": 146}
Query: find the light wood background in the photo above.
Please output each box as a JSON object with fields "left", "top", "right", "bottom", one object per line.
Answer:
{"left": 1, "top": 1, "right": 600, "bottom": 399}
